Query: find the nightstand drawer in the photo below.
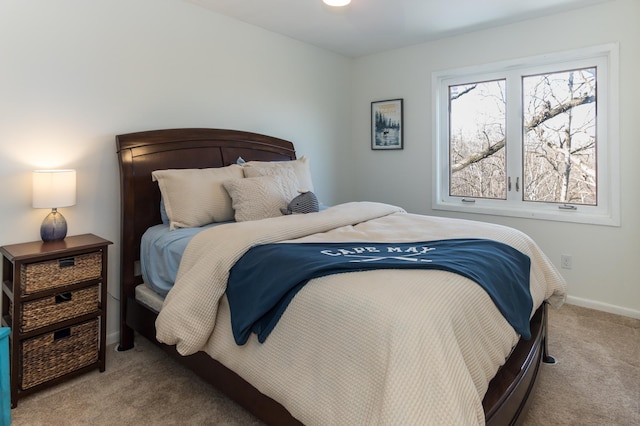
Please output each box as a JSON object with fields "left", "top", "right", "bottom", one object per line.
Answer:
{"left": 15, "top": 285, "right": 100, "bottom": 332}
{"left": 20, "top": 319, "right": 99, "bottom": 390}
{"left": 21, "top": 251, "right": 102, "bottom": 294}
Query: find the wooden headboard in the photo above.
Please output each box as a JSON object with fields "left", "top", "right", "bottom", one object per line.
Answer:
{"left": 115, "top": 128, "right": 296, "bottom": 329}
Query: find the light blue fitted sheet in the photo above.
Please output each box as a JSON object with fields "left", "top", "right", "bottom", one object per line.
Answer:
{"left": 141, "top": 222, "right": 227, "bottom": 296}
{"left": 141, "top": 206, "right": 328, "bottom": 297}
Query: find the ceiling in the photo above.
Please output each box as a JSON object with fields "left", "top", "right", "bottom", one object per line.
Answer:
{"left": 185, "top": 0, "right": 610, "bottom": 57}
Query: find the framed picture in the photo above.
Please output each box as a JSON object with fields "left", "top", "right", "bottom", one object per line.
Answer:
{"left": 371, "top": 98, "right": 403, "bottom": 150}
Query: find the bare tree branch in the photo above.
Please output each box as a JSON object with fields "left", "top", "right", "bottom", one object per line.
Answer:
{"left": 450, "top": 84, "right": 477, "bottom": 101}
{"left": 544, "top": 140, "right": 596, "bottom": 180}
{"left": 524, "top": 94, "right": 595, "bottom": 132}
{"left": 451, "top": 139, "right": 504, "bottom": 172}
{"left": 452, "top": 94, "right": 595, "bottom": 173}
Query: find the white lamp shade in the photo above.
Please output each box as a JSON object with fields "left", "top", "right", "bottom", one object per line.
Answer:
{"left": 32, "top": 170, "right": 77, "bottom": 208}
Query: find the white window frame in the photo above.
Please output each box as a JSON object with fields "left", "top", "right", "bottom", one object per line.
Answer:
{"left": 432, "top": 44, "right": 620, "bottom": 226}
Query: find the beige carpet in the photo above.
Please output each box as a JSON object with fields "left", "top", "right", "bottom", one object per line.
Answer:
{"left": 521, "top": 304, "right": 639, "bottom": 426}
{"left": 10, "top": 304, "right": 640, "bottom": 425}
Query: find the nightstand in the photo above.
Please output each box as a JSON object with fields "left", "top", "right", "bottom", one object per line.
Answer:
{"left": 0, "top": 234, "right": 112, "bottom": 408}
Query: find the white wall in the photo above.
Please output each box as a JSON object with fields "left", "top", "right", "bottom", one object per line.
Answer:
{"left": 0, "top": 0, "right": 352, "bottom": 343}
{"left": 351, "top": 0, "right": 640, "bottom": 318}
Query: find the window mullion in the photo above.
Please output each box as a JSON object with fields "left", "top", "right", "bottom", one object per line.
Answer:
{"left": 504, "top": 71, "right": 523, "bottom": 204}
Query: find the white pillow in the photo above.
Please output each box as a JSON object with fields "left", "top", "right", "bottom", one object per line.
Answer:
{"left": 223, "top": 170, "right": 300, "bottom": 222}
{"left": 242, "top": 156, "right": 314, "bottom": 192}
{"left": 152, "top": 165, "right": 243, "bottom": 230}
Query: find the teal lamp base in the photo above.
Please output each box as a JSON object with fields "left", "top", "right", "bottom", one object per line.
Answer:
{"left": 40, "top": 208, "right": 68, "bottom": 242}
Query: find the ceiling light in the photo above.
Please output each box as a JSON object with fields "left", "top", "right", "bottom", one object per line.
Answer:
{"left": 323, "top": 0, "right": 351, "bottom": 6}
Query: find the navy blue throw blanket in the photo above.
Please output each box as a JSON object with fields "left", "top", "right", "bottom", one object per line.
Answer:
{"left": 227, "top": 238, "right": 533, "bottom": 345}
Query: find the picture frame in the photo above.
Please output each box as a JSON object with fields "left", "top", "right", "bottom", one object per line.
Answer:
{"left": 371, "top": 98, "right": 403, "bottom": 150}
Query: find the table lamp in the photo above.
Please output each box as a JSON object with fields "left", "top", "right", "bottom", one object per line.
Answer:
{"left": 32, "top": 170, "right": 76, "bottom": 242}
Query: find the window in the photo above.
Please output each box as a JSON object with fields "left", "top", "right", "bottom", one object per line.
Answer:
{"left": 432, "top": 44, "right": 619, "bottom": 226}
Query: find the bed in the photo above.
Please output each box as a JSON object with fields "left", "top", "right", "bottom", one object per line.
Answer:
{"left": 116, "top": 128, "right": 566, "bottom": 425}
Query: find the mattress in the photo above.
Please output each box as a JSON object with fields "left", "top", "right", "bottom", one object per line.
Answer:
{"left": 135, "top": 282, "right": 164, "bottom": 313}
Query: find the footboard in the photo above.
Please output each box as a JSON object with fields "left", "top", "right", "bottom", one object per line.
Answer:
{"left": 484, "top": 303, "right": 547, "bottom": 425}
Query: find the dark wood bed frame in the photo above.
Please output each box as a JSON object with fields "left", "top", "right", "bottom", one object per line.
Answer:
{"left": 116, "top": 128, "right": 553, "bottom": 425}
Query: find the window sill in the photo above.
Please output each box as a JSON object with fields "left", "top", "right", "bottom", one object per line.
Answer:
{"left": 432, "top": 199, "right": 620, "bottom": 227}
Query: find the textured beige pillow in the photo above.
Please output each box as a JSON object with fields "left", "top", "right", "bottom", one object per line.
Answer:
{"left": 242, "top": 156, "right": 314, "bottom": 192}
{"left": 223, "top": 170, "right": 300, "bottom": 222}
{"left": 152, "top": 165, "right": 243, "bottom": 230}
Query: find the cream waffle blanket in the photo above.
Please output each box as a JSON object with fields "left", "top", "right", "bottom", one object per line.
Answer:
{"left": 156, "top": 202, "right": 566, "bottom": 425}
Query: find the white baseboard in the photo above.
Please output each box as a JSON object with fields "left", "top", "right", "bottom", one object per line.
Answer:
{"left": 566, "top": 295, "right": 640, "bottom": 320}
{"left": 106, "top": 331, "right": 120, "bottom": 347}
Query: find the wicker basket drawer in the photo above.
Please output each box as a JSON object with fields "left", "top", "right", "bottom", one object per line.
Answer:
{"left": 21, "top": 252, "right": 102, "bottom": 294}
{"left": 20, "top": 319, "right": 99, "bottom": 390}
{"left": 16, "top": 286, "right": 100, "bottom": 332}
